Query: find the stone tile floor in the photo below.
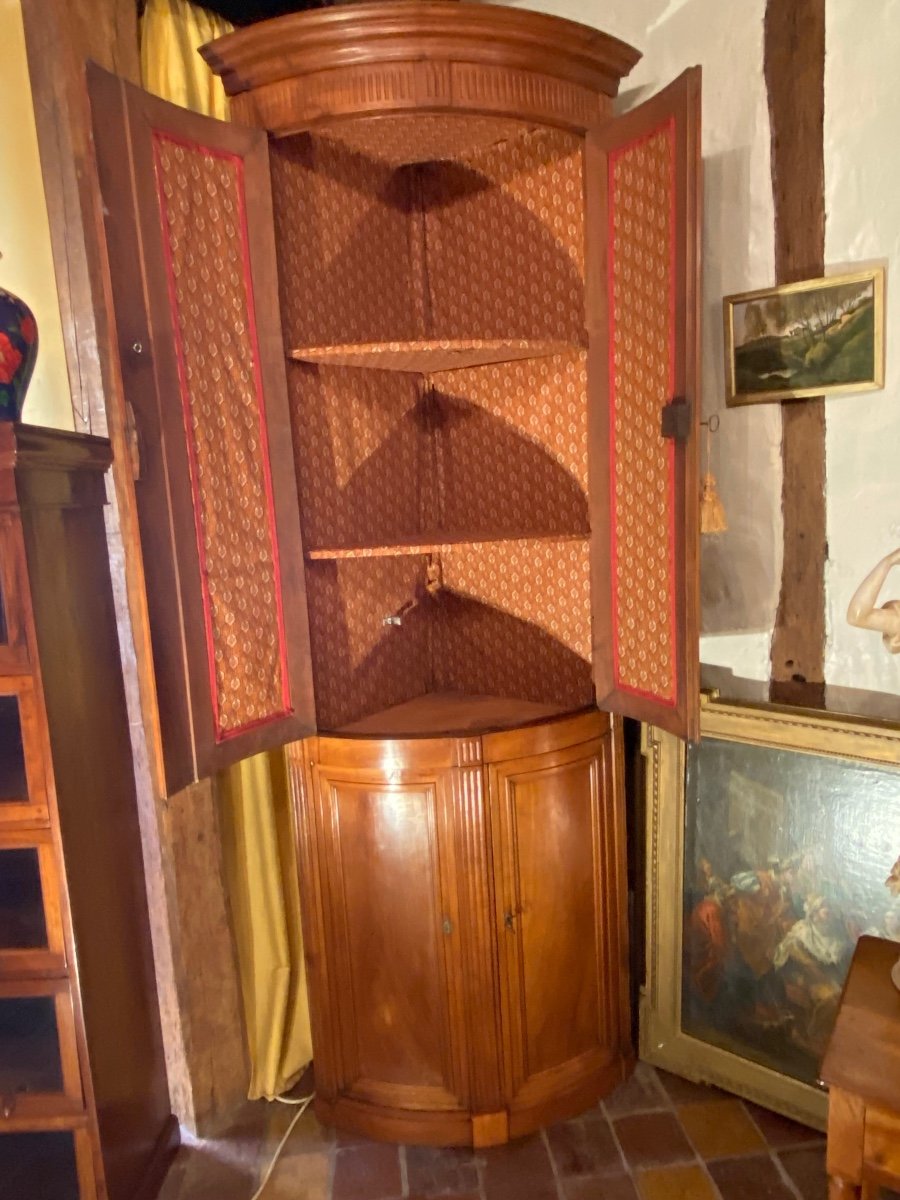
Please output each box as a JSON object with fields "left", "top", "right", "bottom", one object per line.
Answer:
{"left": 156, "top": 1063, "right": 894, "bottom": 1200}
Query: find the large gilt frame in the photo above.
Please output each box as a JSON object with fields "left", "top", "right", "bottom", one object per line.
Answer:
{"left": 640, "top": 693, "right": 900, "bottom": 1130}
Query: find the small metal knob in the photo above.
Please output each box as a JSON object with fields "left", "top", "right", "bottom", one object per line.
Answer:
{"left": 132, "top": 341, "right": 143, "bottom": 354}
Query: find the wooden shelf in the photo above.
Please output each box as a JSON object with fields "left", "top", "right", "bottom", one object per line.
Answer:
{"left": 289, "top": 338, "right": 581, "bottom": 374}
{"left": 306, "top": 531, "right": 588, "bottom": 561}
{"left": 334, "top": 691, "right": 575, "bottom": 738}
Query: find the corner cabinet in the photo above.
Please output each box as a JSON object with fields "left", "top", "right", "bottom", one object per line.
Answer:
{"left": 88, "top": 0, "right": 701, "bottom": 1146}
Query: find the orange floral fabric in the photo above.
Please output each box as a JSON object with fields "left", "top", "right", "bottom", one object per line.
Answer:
{"left": 312, "top": 113, "right": 532, "bottom": 168}
{"left": 153, "top": 131, "right": 290, "bottom": 736}
{"left": 271, "top": 126, "right": 595, "bottom": 727}
{"left": 607, "top": 121, "right": 677, "bottom": 704}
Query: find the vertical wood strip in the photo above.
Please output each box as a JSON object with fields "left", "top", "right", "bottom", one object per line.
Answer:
{"left": 764, "top": 0, "right": 827, "bottom": 706}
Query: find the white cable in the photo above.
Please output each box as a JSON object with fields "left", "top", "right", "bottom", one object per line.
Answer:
{"left": 249, "top": 1092, "right": 315, "bottom": 1200}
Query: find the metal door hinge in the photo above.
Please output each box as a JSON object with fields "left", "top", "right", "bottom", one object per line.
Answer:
{"left": 125, "top": 400, "right": 141, "bottom": 482}
{"left": 660, "top": 398, "right": 692, "bottom": 442}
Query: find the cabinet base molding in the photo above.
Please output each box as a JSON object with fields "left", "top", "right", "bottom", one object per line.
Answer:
{"left": 506, "top": 1055, "right": 634, "bottom": 1141}
{"left": 313, "top": 1055, "right": 634, "bottom": 1147}
{"left": 313, "top": 1095, "right": 474, "bottom": 1147}
{"left": 471, "top": 1112, "right": 508, "bottom": 1149}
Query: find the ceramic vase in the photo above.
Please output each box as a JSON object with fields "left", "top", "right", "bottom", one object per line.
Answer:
{"left": 0, "top": 287, "right": 38, "bottom": 422}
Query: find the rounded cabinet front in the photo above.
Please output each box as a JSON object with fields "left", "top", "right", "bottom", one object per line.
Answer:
{"left": 288, "top": 706, "right": 631, "bottom": 1146}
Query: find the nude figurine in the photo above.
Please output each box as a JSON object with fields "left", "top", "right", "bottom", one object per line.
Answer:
{"left": 846, "top": 548, "right": 900, "bottom": 654}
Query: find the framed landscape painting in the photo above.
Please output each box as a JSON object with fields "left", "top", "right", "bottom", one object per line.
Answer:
{"left": 640, "top": 695, "right": 900, "bottom": 1128}
{"left": 723, "top": 268, "right": 885, "bottom": 405}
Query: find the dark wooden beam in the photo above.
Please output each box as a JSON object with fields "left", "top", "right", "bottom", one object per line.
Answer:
{"left": 764, "top": 0, "right": 827, "bottom": 707}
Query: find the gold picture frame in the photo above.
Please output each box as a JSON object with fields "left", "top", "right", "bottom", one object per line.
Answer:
{"left": 723, "top": 267, "right": 885, "bottom": 405}
{"left": 640, "top": 694, "right": 900, "bottom": 1130}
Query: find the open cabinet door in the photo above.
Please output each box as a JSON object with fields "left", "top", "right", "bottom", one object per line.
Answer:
{"left": 586, "top": 68, "right": 701, "bottom": 741}
{"left": 88, "top": 65, "right": 315, "bottom": 793}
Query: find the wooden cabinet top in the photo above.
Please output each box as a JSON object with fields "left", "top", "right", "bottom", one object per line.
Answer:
{"left": 0, "top": 423, "right": 111, "bottom": 512}
{"left": 200, "top": 1, "right": 641, "bottom": 140}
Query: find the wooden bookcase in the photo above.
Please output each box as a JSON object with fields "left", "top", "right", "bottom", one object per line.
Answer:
{"left": 0, "top": 426, "right": 174, "bottom": 1198}
{"left": 88, "top": 0, "right": 702, "bottom": 1148}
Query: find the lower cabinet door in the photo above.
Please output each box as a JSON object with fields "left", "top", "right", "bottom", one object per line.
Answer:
{"left": 302, "top": 737, "right": 471, "bottom": 1142}
{"left": 484, "top": 711, "right": 630, "bottom": 1134}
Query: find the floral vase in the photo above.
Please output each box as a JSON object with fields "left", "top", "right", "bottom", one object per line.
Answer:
{"left": 0, "top": 287, "right": 38, "bottom": 422}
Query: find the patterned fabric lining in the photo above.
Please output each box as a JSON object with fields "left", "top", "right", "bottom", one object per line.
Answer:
{"left": 153, "top": 131, "right": 290, "bottom": 737}
{"left": 305, "top": 557, "right": 431, "bottom": 730}
{"left": 422, "top": 128, "right": 585, "bottom": 342}
{"left": 270, "top": 136, "right": 424, "bottom": 348}
{"left": 272, "top": 126, "right": 594, "bottom": 727}
{"left": 431, "top": 351, "right": 589, "bottom": 533}
{"left": 287, "top": 366, "right": 426, "bottom": 551}
{"left": 312, "top": 113, "right": 535, "bottom": 167}
{"left": 441, "top": 537, "right": 591, "bottom": 662}
{"left": 607, "top": 121, "right": 677, "bottom": 705}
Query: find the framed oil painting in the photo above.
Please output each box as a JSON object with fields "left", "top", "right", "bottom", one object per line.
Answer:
{"left": 640, "top": 695, "right": 900, "bottom": 1128}
{"left": 723, "top": 268, "right": 885, "bottom": 405}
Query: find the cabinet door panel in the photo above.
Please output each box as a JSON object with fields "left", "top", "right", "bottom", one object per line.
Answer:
{"left": 0, "top": 515, "right": 28, "bottom": 674}
{"left": 309, "top": 756, "right": 468, "bottom": 1115}
{"left": 88, "top": 65, "right": 315, "bottom": 793}
{"left": 489, "top": 732, "right": 627, "bottom": 1113}
{"left": 0, "top": 831, "right": 67, "bottom": 978}
{"left": 0, "top": 681, "right": 50, "bottom": 828}
{"left": 586, "top": 69, "right": 701, "bottom": 740}
{"left": 0, "top": 979, "right": 84, "bottom": 1123}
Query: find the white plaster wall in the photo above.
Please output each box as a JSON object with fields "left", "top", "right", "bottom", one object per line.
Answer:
{"left": 824, "top": 0, "right": 900, "bottom": 695}
{"left": 502, "top": 0, "right": 781, "bottom": 682}
{"left": 0, "top": 0, "right": 73, "bottom": 430}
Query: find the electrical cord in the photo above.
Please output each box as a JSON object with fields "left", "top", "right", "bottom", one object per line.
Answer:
{"left": 248, "top": 1091, "right": 315, "bottom": 1200}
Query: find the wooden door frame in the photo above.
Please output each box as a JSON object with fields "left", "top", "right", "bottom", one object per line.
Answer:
{"left": 18, "top": 0, "right": 248, "bottom": 1132}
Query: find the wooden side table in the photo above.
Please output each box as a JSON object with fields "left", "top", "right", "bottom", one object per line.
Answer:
{"left": 820, "top": 936, "right": 900, "bottom": 1199}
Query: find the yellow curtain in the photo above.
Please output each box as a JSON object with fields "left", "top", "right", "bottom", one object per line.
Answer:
{"left": 140, "top": 0, "right": 313, "bottom": 1101}
{"left": 218, "top": 753, "right": 312, "bottom": 1099}
{"left": 141, "top": 0, "right": 232, "bottom": 120}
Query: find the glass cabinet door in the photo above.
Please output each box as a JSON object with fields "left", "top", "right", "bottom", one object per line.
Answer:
{"left": 0, "top": 832, "right": 66, "bottom": 977}
{"left": 0, "top": 980, "right": 82, "bottom": 1124}
{"left": 0, "top": 683, "right": 49, "bottom": 827}
{"left": 0, "top": 1128, "right": 93, "bottom": 1200}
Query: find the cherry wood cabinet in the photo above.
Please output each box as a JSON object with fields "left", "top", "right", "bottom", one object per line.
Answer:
{"left": 87, "top": 0, "right": 701, "bottom": 1148}
{"left": 299, "top": 734, "right": 472, "bottom": 1143}
{"left": 289, "top": 707, "right": 629, "bottom": 1145}
{"left": 0, "top": 426, "right": 175, "bottom": 1199}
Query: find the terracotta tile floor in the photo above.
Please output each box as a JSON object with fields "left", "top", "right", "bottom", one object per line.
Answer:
{"left": 157, "top": 1063, "right": 854, "bottom": 1200}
